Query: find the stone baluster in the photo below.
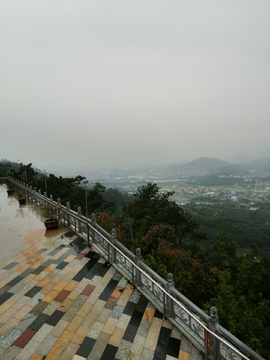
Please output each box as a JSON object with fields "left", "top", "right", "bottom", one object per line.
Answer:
{"left": 166, "top": 273, "right": 175, "bottom": 317}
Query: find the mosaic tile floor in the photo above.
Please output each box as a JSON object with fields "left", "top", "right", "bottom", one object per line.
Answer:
{"left": 0, "top": 228, "right": 201, "bottom": 360}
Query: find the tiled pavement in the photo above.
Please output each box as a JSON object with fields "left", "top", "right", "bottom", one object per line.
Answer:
{"left": 0, "top": 227, "right": 201, "bottom": 360}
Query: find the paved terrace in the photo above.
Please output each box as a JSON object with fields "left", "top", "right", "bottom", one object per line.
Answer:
{"left": 0, "top": 220, "right": 201, "bottom": 359}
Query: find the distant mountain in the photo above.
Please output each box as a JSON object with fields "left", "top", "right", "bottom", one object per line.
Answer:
{"left": 247, "top": 156, "right": 270, "bottom": 172}
{"left": 162, "top": 157, "right": 233, "bottom": 173}
{"left": 226, "top": 149, "right": 270, "bottom": 164}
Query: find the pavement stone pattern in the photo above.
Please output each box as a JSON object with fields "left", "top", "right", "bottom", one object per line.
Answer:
{"left": 0, "top": 228, "right": 201, "bottom": 360}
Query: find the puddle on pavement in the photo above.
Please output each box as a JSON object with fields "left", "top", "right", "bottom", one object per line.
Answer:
{"left": 0, "top": 182, "right": 68, "bottom": 265}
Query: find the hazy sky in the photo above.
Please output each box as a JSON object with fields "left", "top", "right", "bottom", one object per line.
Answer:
{"left": 1, "top": 1, "right": 270, "bottom": 169}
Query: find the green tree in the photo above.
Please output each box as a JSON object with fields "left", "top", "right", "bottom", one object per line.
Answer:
{"left": 125, "top": 183, "right": 205, "bottom": 246}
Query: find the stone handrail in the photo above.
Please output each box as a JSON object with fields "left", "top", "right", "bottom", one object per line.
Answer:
{"left": 6, "top": 177, "right": 264, "bottom": 360}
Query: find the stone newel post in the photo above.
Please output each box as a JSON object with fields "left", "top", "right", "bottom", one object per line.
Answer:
{"left": 110, "top": 229, "right": 117, "bottom": 263}
{"left": 91, "top": 213, "right": 96, "bottom": 245}
{"left": 66, "top": 202, "right": 70, "bottom": 225}
{"left": 134, "top": 248, "right": 142, "bottom": 287}
{"left": 166, "top": 273, "right": 175, "bottom": 317}
{"left": 209, "top": 306, "right": 220, "bottom": 359}
{"left": 77, "top": 207, "right": 82, "bottom": 233}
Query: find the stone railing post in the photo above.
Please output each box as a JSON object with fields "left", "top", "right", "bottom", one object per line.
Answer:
{"left": 110, "top": 229, "right": 117, "bottom": 264}
{"left": 66, "top": 202, "right": 70, "bottom": 225}
{"left": 77, "top": 207, "right": 82, "bottom": 233}
{"left": 90, "top": 213, "right": 96, "bottom": 245}
{"left": 44, "top": 192, "right": 47, "bottom": 207}
{"left": 134, "top": 248, "right": 142, "bottom": 287}
{"left": 209, "top": 306, "right": 220, "bottom": 359}
{"left": 38, "top": 189, "right": 41, "bottom": 205}
{"left": 165, "top": 273, "right": 175, "bottom": 317}
{"left": 57, "top": 198, "right": 61, "bottom": 221}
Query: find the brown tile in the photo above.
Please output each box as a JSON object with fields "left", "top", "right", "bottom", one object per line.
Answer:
{"left": 67, "top": 290, "right": 80, "bottom": 301}
{"left": 77, "top": 302, "right": 93, "bottom": 318}
{"left": 30, "top": 301, "right": 48, "bottom": 316}
{"left": 74, "top": 253, "right": 86, "bottom": 260}
{"left": 64, "top": 255, "right": 76, "bottom": 262}
{"left": 91, "top": 299, "right": 106, "bottom": 314}
{"left": 45, "top": 347, "right": 63, "bottom": 360}
{"left": 29, "top": 353, "right": 44, "bottom": 360}
{"left": 13, "top": 305, "right": 33, "bottom": 320}
{"left": 81, "top": 284, "right": 96, "bottom": 297}
{"left": 58, "top": 267, "right": 70, "bottom": 277}
{"left": 142, "top": 307, "right": 155, "bottom": 323}
{"left": 162, "top": 319, "right": 172, "bottom": 329}
{"left": 130, "top": 334, "right": 146, "bottom": 355}
{"left": 0, "top": 307, "right": 18, "bottom": 324}
{"left": 59, "top": 341, "right": 80, "bottom": 360}
{"left": 44, "top": 263, "right": 58, "bottom": 272}
{"left": 39, "top": 282, "right": 55, "bottom": 295}
{"left": 179, "top": 350, "right": 191, "bottom": 360}
{"left": 50, "top": 319, "right": 69, "bottom": 337}
{"left": 54, "top": 289, "right": 71, "bottom": 303}
{"left": 149, "top": 318, "right": 162, "bottom": 333}
{"left": 51, "top": 276, "right": 63, "bottom": 285}
{"left": 18, "top": 264, "right": 30, "bottom": 273}
{"left": 71, "top": 325, "right": 90, "bottom": 344}
{"left": 144, "top": 331, "right": 159, "bottom": 350}
{"left": 105, "top": 296, "right": 118, "bottom": 310}
{"left": 111, "top": 286, "right": 123, "bottom": 299}
{"left": 43, "top": 290, "right": 60, "bottom": 303}
{"left": 36, "top": 277, "right": 50, "bottom": 288}
{"left": 82, "top": 310, "right": 99, "bottom": 328}
{"left": 54, "top": 329, "right": 75, "bottom": 350}
{"left": 63, "top": 271, "right": 76, "bottom": 283}
{"left": 66, "top": 315, "right": 84, "bottom": 332}
{"left": 72, "top": 264, "right": 83, "bottom": 273}
{"left": 57, "top": 298, "right": 74, "bottom": 313}
{"left": 0, "top": 300, "right": 16, "bottom": 314}
{"left": 43, "top": 300, "right": 59, "bottom": 316}
{"left": 0, "top": 317, "right": 20, "bottom": 336}
{"left": 117, "top": 293, "right": 130, "bottom": 307}
{"left": 117, "top": 314, "right": 131, "bottom": 330}
{"left": 0, "top": 280, "right": 9, "bottom": 288}
{"left": 123, "top": 283, "right": 133, "bottom": 296}
{"left": 64, "top": 280, "right": 79, "bottom": 292}
{"left": 21, "top": 274, "right": 36, "bottom": 284}
{"left": 13, "top": 327, "right": 37, "bottom": 348}
{"left": 109, "top": 327, "right": 125, "bottom": 347}
{"left": 53, "top": 280, "right": 68, "bottom": 292}
{"left": 35, "top": 273, "right": 46, "bottom": 282}
{"left": 103, "top": 317, "right": 118, "bottom": 335}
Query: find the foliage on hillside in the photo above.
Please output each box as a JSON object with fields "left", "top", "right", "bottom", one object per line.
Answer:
{"left": 2, "top": 161, "right": 270, "bottom": 357}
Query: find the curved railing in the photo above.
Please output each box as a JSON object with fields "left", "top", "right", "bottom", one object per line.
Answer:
{"left": 6, "top": 177, "right": 264, "bottom": 360}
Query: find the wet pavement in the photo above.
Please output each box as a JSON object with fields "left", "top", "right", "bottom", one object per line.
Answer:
{"left": 0, "top": 183, "right": 201, "bottom": 360}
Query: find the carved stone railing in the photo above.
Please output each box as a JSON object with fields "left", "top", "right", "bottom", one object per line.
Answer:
{"left": 6, "top": 177, "right": 264, "bottom": 360}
